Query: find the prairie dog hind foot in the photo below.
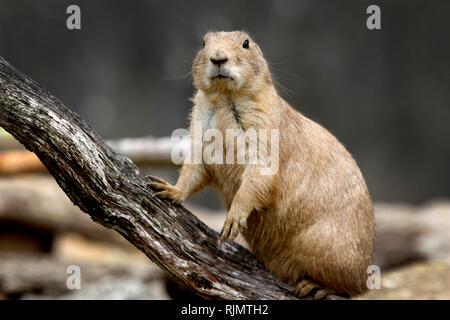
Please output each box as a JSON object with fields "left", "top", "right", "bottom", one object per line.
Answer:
{"left": 295, "top": 279, "right": 334, "bottom": 300}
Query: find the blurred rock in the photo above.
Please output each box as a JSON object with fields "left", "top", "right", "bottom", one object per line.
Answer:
{"left": 0, "top": 253, "right": 168, "bottom": 300}
{"left": 374, "top": 201, "right": 450, "bottom": 269}
{"left": 0, "top": 176, "right": 128, "bottom": 248}
{"left": 60, "top": 276, "right": 169, "bottom": 300}
{"left": 358, "top": 260, "right": 450, "bottom": 300}
{"left": 53, "top": 233, "right": 150, "bottom": 267}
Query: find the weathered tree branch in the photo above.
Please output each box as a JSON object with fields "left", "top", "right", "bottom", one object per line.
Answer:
{"left": 0, "top": 56, "right": 299, "bottom": 299}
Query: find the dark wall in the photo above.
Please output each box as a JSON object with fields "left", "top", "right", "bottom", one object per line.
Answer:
{"left": 1, "top": 0, "right": 449, "bottom": 203}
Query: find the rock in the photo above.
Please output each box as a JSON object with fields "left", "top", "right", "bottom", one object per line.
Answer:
{"left": 0, "top": 176, "right": 129, "bottom": 247}
{"left": 358, "top": 260, "right": 450, "bottom": 299}
{"left": 0, "top": 253, "right": 168, "bottom": 300}
{"left": 60, "top": 276, "right": 169, "bottom": 300}
{"left": 374, "top": 201, "right": 450, "bottom": 269}
{"left": 52, "top": 233, "right": 150, "bottom": 267}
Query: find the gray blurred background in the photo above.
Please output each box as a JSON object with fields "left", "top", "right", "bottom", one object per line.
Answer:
{"left": 0, "top": 0, "right": 449, "bottom": 204}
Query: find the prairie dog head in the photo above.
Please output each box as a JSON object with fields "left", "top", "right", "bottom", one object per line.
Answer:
{"left": 192, "top": 31, "right": 272, "bottom": 94}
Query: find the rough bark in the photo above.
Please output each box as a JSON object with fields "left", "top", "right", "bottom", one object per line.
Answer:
{"left": 0, "top": 56, "right": 300, "bottom": 299}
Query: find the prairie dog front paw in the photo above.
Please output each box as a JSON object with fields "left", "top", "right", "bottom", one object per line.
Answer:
{"left": 220, "top": 210, "right": 249, "bottom": 241}
{"left": 147, "top": 176, "right": 185, "bottom": 204}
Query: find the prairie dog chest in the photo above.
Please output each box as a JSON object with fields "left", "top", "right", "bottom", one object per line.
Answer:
{"left": 191, "top": 95, "right": 251, "bottom": 191}
{"left": 192, "top": 98, "right": 249, "bottom": 134}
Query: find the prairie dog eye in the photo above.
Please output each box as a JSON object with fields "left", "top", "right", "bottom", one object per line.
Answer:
{"left": 202, "top": 39, "right": 205, "bottom": 47}
{"left": 243, "top": 39, "right": 250, "bottom": 49}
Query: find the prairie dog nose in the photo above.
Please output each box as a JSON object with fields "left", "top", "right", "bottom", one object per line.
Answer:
{"left": 210, "top": 57, "right": 228, "bottom": 66}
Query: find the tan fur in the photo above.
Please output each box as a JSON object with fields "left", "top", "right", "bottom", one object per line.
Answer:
{"left": 150, "top": 31, "right": 375, "bottom": 297}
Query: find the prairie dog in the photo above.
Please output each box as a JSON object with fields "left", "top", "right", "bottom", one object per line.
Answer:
{"left": 150, "top": 31, "right": 374, "bottom": 298}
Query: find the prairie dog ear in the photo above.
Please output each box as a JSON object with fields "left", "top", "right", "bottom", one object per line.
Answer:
{"left": 203, "top": 32, "right": 213, "bottom": 43}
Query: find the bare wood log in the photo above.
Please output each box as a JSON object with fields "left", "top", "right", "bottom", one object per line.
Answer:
{"left": 0, "top": 136, "right": 185, "bottom": 175}
{"left": 0, "top": 253, "right": 168, "bottom": 299}
{"left": 0, "top": 175, "right": 131, "bottom": 247}
{"left": 107, "top": 136, "right": 187, "bottom": 167}
{"left": 0, "top": 56, "right": 301, "bottom": 299}
{"left": 0, "top": 150, "right": 45, "bottom": 174}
